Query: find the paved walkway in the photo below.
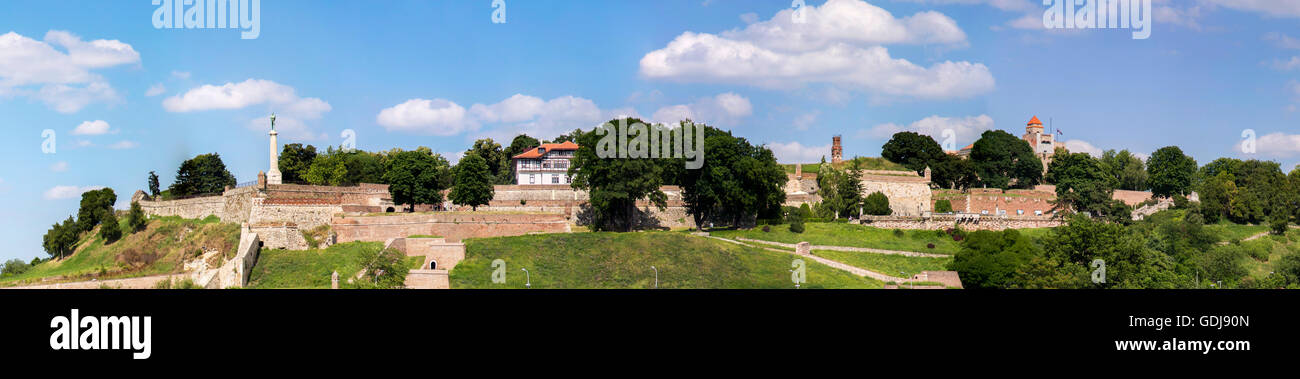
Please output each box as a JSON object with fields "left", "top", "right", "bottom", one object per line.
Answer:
{"left": 699, "top": 234, "right": 909, "bottom": 283}
{"left": 732, "top": 237, "right": 950, "bottom": 258}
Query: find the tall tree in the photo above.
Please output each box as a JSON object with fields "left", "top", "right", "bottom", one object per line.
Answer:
{"left": 1045, "top": 152, "right": 1124, "bottom": 220}
{"left": 381, "top": 150, "right": 450, "bottom": 212}
{"left": 548, "top": 128, "right": 584, "bottom": 144}
{"left": 970, "top": 130, "right": 1042, "bottom": 189}
{"left": 881, "top": 131, "right": 946, "bottom": 174}
{"left": 1146, "top": 146, "right": 1197, "bottom": 198}
{"left": 570, "top": 118, "right": 668, "bottom": 232}
{"left": 680, "top": 124, "right": 786, "bottom": 228}
{"left": 1099, "top": 149, "right": 1148, "bottom": 191}
{"left": 42, "top": 216, "right": 79, "bottom": 259}
{"left": 127, "top": 201, "right": 148, "bottom": 233}
{"left": 170, "top": 153, "right": 236, "bottom": 196}
{"left": 99, "top": 208, "right": 122, "bottom": 244}
{"left": 147, "top": 171, "right": 160, "bottom": 198}
{"left": 76, "top": 188, "right": 116, "bottom": 232}
{"left": 467, "top": 138, "right": 509, "bottom": 184}
{"left": 450, "top": 153, "right": 495, "bottom": 211}
{"left": 930, "top": 154, "right": 978, "bottom": 190}
{"left": 278, "top": 143, "right": 318, "bottom": 183}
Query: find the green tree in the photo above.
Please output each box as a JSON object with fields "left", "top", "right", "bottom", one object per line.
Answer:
{"left": 970, "top": 130, "right": 1042, "bottom": 189}
{"left": 677, "top": 123, "right": 786, "bottom": 228}
{"left": 127, "top": 201, "right": 147, "bottom": 233}
{"left": 1045, "top": 152, "right": 1127, "bottom": 220}
{"left": 1198, "top": 171, "right": 1236, "bottom": 224}
{"left": 1, "top": 258, "right": 32, "bottom": 277}
{"left": 278, "top": 143, "right": 318, "bottom": 183}
{"left": 1146, "top": 146, "right": 1197, "bottom": 198}
{"left": 381, "top": 150, "right": 450, "bottom": 212}
{"left": 548, "top": 128, "right": 584, "bottom": 144}
{"left": 76, "top": 188, "right": 117, "bottom": 232}
{"left": 99, "top": 208, "right": 122, "bottom": 244}
{"left": 947, "top": 230, "right": 1039, "bottom": 289}
{"left": 930, "top": 154, "right": 978, "bottom": 190}
{"left": 304, "top": 147, "right": 386, "bottom": 186}
{"left": 42, "top": 216, "right": 79, "bottom": 259}
{"left": 570, "top": 118, "right": 668, "bottom": 232}
{"left": 467, "top": 138, "right": 509, "bottom": 184}
{"left": 355, "top": 247, "right": 410, "bottom": 289}
{"left": 170, "top": 153, "right": 236, "bottom": 197}
{"left": 1099, "top": 149, "right": 1148, "bottom": 191}
{"left": 1043, "top": 214, "right": 1183, "bottom": 288}
{"left": 880, "top": 131, "right": 945, "bottom": 174}
{"left": 450, "top": 153, "right": 495, "bottom": 211}
{"left": 863, "top": 191, "right": 891, "bottom": 216}
{"left": 147, "top": 171, "right": 160, "bottom": 198}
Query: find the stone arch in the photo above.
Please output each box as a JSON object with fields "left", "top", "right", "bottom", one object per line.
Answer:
{"left": 428, "top": 259, "right": 438, "bottom": 270}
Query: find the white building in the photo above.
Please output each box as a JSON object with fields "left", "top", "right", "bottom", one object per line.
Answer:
{"left": 511, "top": 141, "right": 578, "bottom": 185}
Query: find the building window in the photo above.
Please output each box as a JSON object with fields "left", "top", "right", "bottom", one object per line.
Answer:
{"left": 552, "top": 176, "right": 559, "bottom": 184}
{"left": 981, "top": 210, "right": 989, "bottom": 215}
{"left": 1035, "top": 210, "right": 1043, "bottom": 216}
{"left": 529, "top": 174, "right": 535, "bottom": 184}
{"left": 1016, "top": 209, "right": 1024, "bottom": 215}
{"left": 566, "top": 175, "right": 571, "bottom": 184}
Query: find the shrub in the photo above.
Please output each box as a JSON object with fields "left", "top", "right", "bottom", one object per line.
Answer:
{"left": 762, "top": 225, "right": 771, "bottom": 233}
{"left": 789, "top": 217, "right": 806, "bottom": 234}
{"left": 934, "top": 199, "right": 953, "bottom": 213}
{"left": 892, "top": 228, "right": 905, "bottom": 238}
{"left": 864, "top": 192, "right": 892, "bottom": 216}
{"left": 927, "top": 243, "right": 936, "bottom": 249}
{"left": 127, "top": 201, "right": 148, "bottom": 233}
{"left": 1270, "top": 213, "right": 1290, "bottom": 236}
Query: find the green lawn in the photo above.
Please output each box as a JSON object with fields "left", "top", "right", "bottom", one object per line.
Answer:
{"left": 711, "top": 222, "right": 964, "bottom": 255}
{"left": 2, "top": 216, "right": 239, "bottom": 286}
{"left": 245, "top": 241, "right": 425, "bottom": 288}
{"left": 811, "top": 250, "right": 953, "bottom": 278}
{"left": 450, "top": 232, "right": 882, "bottom": 289}
{"left": 1240, "top": 229, "right": 1300, "bottom": 280}
{"left": 1207, "top": 223, "right": 1271, "bottom": 242}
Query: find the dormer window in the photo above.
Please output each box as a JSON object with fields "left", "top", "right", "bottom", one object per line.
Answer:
{"left": 538, "top": 147, "right": 547, "bottom": 155}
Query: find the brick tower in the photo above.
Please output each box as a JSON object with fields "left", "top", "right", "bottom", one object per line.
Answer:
{"left": 831, "top": 135, "right": 843, "bottom": 164}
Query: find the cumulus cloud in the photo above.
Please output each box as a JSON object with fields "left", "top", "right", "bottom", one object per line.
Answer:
{"left": 767, "top": 141, "right": 833, "bottom": 164}
{"left": 1201, "top": 0, "right": 1300, "bottom": 18}
{"left": 164, "top": 79, "right": 332, "bottom": 140}
{"left": 0, "top": 31, "right": 137, "bottom": 112}
{"left": 376, "top": 98, "right": 477, "bottom": 136}
{"left": 651, "top": 92, "right": 753, "bottom": 126}
{"left": 865, "top": 114, "right": 994, "bottom": 149}
{"left": 1063, "top": 139, "right": 1104, "bottom": 157}
{"left": 71, "top": 120, "right": 111, "bottom": 135}
{"left": 1243, "top": 132, "right": 1300, "bottom": 157}
{"left": 43, "top": 185, "right": 104, "bottom": 200}
{"left": 894, "top": 0, "right": 1036, "bottom": 12}
{"left": 638, "top": 0, "right": 993, "bottom": 99}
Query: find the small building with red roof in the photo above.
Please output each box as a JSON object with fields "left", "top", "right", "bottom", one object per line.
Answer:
{"left": 511, "top": 141, "right": 579, "bottom": 185}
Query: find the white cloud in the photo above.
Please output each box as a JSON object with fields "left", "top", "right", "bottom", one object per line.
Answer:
{"left": 739, "top": 12, "right": 760, "bottom": 24}
{"left": 171, "top": 70, "right": 191, "bottom": 80}
{"left": 71, "top": 120, "right": 112, "bottom": 135}
{"left": 767, "top": 141, "right": 833, "bottom": 164}
{"left": 470, "top": 94, "right": 548, "bottom": 123}
{"left": 793, "top": 110, "right": 820, "bottom": 131}
{"left": 50, "top": 161, "right": 69, "bottom": 172}
{"left": 1246, "top": 132, "right": 1300, "bottom": 157}
{"left": 865, "top": 114, "right": 994, "bottom": 149}
{"left": 165, "top": 79, "right": 332, "bottom": 140}
{"left": 108, "top": 140, "right": 139, "bottom": 149}
{"left": 1265, "top": 32, "right": 1300, "bottom": 49}
{"left": 895, "top": 0, "right": 1036, "bottom": 12}
{"left": 638, "top": 0, "right": 993, "bottom": 99}
{"left": 651, "top": 92, "right": 753, "bottom": 126}
{"left": 1156, "top": 4, "right": 1207, "bottom": 30}
{"left": 43, "top": 185, "right": 104, "bottom": 200}
{"left": 0, "top": 31, "right": 136, "bottom": 112}
{"left": 1201, "top": 0, "right": 1300, "bottom": 18}
{"left": 1063, "top": 139, "right": 1104, "bottom": 157}
{"left": 145, "top": 83, "right": 166, "bottom": 96}
{"left": 1269, "top": 56, "right": 1300, "bottom": 71}
{"left": 376, "top": 98, "right": 477, "bottom": 136}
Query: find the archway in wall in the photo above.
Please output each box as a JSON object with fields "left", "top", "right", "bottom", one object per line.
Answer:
{"left": 428, "top": 259, "right": 438, "bottom": 270}
{"left": 386, "top": 207, "right": 395, "bottom": 213}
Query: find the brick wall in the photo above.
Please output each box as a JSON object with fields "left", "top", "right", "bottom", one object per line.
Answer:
{"left": 332, "top": 213, "right": 571, "bottom": 243}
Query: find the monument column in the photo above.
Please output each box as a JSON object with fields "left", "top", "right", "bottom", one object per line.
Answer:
{"left": 267, "top": 114, "right": 283, "bottom": 185}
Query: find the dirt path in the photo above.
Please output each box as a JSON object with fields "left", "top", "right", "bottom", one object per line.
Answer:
{"left": 732, "top": 237, "right": 950, "bottom": 258}
{"left": 698, "top": 234, "right": 909, "bottom": 283}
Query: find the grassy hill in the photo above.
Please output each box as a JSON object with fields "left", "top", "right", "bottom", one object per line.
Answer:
{"left": 450, "top": 232, "right": 882, "bottom": 289}
{"left": 246, "top": 242, "right": 423, "bottom": 289}
{"left": 1, "top": 216, "right": 240, "bottom": 286}
{"left": 711, "top": 222, "right": 976, "bottom": 255}
{"left": 781, "top": 157, "right": 911, "bottom": 175}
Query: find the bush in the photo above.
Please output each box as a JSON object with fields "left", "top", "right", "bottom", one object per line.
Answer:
{"left": 864, "top": 191, "right": 892, "bottom": 216}
{"left": 127, "top": 201, "right": 147, "bottom": 233}
{"left": 789, "top": 217, "right": 806, "bottom": 234}
{"left": 934, "top": 199, "right": 953, "bottom": 213}
{"left": 1270, "top": 213, "right": 1290, "bottom": 236}
{"left": 927, "top": 243, "right": 936, "bottom": 249}
{"left": 892, "top": 228, "right": 905, "bottom": 238}
{"left": 762, "top": 225, "right": 771, "bottom": 233}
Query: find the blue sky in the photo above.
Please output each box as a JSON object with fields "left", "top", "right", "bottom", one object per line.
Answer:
{"left": 2, "top": 0, "right": 1300, "bottom": 262}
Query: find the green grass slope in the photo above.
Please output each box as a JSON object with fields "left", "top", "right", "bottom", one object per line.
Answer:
{"left": 2, "top": 216, "right": 239, "bottom": 286}
{"left": 246, "top": 241, "right": 423, "bottom": 289}
{"left": 811, "top": 250, "right": 952, "bottom": 278}
{"left": 450, "top": 232, "right": 882, "bottom": 289}
{"left": 711, "top": 222, "right": 969, "bottom": 255}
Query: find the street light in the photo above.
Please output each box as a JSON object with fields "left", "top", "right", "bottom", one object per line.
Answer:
{"left": 789, "top": 269, "right": 799, "bottom": 289}
{"left": 521, "top": 268, "right": 531, "bottom": 289}
{"left": 650, "top": 265, "right": 658, "bottom": 289}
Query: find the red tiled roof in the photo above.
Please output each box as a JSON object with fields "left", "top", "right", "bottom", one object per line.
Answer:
{"left": 511, "top": 141, "right": 579, "bottom": 159}
{"left": 1027, "top": 116, "right": 1043, "bottom": 126}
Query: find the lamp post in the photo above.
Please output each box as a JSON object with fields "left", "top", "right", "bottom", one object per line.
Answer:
{"left": 789, "top": 269, "right": 799, "bottom": 289}
{"left": 521, "top": 268, "right": 531, "bottom": 289}
{"left": 650, "top": 265, "right": 658, "bottom": 289}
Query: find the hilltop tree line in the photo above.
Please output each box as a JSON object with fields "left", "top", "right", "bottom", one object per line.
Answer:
{"left": 42, "top": 188, "right": 148, "bottom": 259}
